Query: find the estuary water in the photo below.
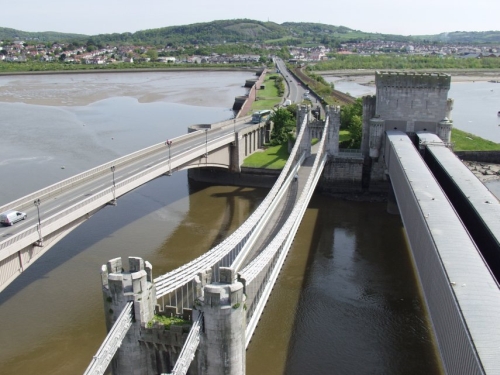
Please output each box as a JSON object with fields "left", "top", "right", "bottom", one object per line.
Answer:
{"left": 0, "top": 71, "right": 447, "bottom": 375}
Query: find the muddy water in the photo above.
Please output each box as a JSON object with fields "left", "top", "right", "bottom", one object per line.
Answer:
{"left": 0, "top": 71, "right": 441, "bottom": 375}
{"left": 247, "top": 198, "right": 441, "bottom": 375}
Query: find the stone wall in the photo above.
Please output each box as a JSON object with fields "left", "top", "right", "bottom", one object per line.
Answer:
{"left": 188, "top": 167, "right": 279, "bottom": 189}
{"left": 317, "top": 156, "right": 389, "bottom": 196}
{"left": 454, "top": 150, "right": 500, "bottom": 164}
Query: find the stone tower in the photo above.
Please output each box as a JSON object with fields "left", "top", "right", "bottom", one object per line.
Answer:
{"left": 368, "top": 71, "right": 452, "bottom": 157}
{"left": 199, "top": 267, "right": 246, "bottom": 375}
{"left": 101, "top": 257, "right": 156, "bottom": 375}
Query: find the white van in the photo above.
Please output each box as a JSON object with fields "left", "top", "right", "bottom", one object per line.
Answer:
{"left": 283, "top": 99, "right": 292, "bottom": 107}
{"left": 0, "top": 210, "right": 27, "bottom": 226}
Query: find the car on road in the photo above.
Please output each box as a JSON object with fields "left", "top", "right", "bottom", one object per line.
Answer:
{"left": 0, "top": 210, "right": 27, "bottom": 226}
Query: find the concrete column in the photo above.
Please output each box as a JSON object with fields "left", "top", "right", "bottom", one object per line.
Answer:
{"left": 369, "top": 118, "right": 385, "bottom": 158}
{"left": 101, "top": 257, "right": 156, "bottom": 375}
{"left": 437, "top": 118, "right": 453, "bottom": 144}
{"left": 199, "top": 268, "right": 246, "bottom": 375}
{"left": 229, "top": 133, "right": 241, "bottom": 173}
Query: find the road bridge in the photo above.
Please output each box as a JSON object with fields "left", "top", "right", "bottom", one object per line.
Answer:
{"left": 0, "top": 115, "right": 269, "bottom": 293}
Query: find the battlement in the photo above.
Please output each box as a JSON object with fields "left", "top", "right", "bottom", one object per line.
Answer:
{"left": 376, "top": 71, "right": 451, "bottom": 90}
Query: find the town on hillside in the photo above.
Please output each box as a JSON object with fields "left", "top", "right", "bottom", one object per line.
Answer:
{"left": 1, "top": 39, "right": 499, "bottom": 65}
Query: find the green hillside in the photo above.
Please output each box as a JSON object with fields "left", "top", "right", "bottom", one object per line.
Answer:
{"left": 414, "top": 31, "right": 500, "bottom": 44}
{"left": 1, "top": 20, "right": 499, "bottom": 46}
{"left": 0, "top": 27, "right": 87, "bottom": 42}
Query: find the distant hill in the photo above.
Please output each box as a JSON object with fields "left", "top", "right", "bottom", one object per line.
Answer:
{"left": 1, "top": 20, "right": 499, "bottom": 46}
{"left": 0, "top": 27, "right": 87, "bottom": 42}
{"left": 414, "top": 31, "right": 500, "bottom": 44}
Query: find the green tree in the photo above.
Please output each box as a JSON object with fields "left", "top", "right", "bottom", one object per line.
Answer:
{"left": 270, "top": 108, "right": 295, "bottom": 145}
{"left": 146, "top": 49, "right": 158, "bottom": 60}
{"left": 340, "top": 98, "right": 363, "bottom": 148}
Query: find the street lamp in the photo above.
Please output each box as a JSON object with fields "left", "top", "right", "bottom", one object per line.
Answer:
{"left": 165, "top": 139, "right": 173, "bottom": 176}
{"left": 110, "top": 165, "right": 117, "bottom": 205}
{"left": 204, "top": 129, "right": 208, "bottom": 161}
{"left": 33, "top": 199, "right": 43, "bottom": 246}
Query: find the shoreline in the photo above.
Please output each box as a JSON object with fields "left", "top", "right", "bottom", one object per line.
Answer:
{"left": 321, "top": 69, "right": 500, "bottom": 86}
{"left": 0, "top": 66, "right": 260, "bottom": 77}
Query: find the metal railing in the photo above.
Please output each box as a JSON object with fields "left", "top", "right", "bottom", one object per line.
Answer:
{"left": 165, "top": 312, "right": 204, "bottom": 375}
{"left": 83, "top": 302, "right": 134, "bottom": 375}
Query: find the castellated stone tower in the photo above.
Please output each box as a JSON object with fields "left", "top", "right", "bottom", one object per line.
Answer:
{"left": 101, "top": 257, "right": 156, "bottom": 375}
{"left": 199, "top": 267, "right": 246, "bottom": 375}
{"left": 368, "top": 71, "right": 452, "bottom": 158}
{"left": 325, "top": 105, "right": 341, "bottom": 156}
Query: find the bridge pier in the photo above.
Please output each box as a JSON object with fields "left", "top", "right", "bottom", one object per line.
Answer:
{"left": 199, "top": 267, "right": 246, "bottom": 375}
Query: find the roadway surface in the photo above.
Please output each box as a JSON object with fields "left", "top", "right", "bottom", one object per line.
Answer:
{"left": 275, "top": 58, "right": 324, "bottom": 117}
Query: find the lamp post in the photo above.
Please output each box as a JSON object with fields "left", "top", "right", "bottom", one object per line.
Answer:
{"left": 165, "top": 139, "right": 173, "bottom": 175}
{"left": 204, "top": 129, "right": 208, "bottom": 160}
{"left": 110, "top": 165, "right": 117, "bottom": 205}
{"left": 33, "top": 199, "right": 43, "bottom": 246}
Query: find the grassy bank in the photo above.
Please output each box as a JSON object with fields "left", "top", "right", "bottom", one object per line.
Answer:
{"left": 451, "top": 128, "right": 500, "bottom": 151}
{"left": 0, "top": 61, "right": 262, "bottom": 74}
{"left": 251, "top": 73, "right": 283, "bottom": 111}
{"left": 242, "top": 143, "right": 289, "bottom": 169}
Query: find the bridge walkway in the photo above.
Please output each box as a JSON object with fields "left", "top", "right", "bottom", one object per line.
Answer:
{"left": 240, "top": 143, "right": 321, "bottom": 267}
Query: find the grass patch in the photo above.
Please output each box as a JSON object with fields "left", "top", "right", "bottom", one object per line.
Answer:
{"left": 243, "top": 139, "right": 321, "bottom": 169}
{"left": 339, "top": 130, "right": 350, "bottom": 142}
{"left": 147, "top": 315, "right": 192, "bottom": 329}
{"left": 243, "top": 143, "right": 289, "bottom": 169}
{"left": 452, "top": 128, "right": 500, "bottom": 151}
{"left": 252, "top": 74, "right": 283, "bottom": 111}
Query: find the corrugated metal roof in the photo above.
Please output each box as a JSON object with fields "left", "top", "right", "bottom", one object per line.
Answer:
{"left": 386, "top": 130, "right": 500, "bottom": 374}
{"left": 425, "top": 142, "right": 500, "bottom": 248}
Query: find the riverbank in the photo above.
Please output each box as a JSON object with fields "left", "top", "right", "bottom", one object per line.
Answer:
{"left": 463, "top": 161, "right": 500, "bottom": 182}
{"left": 321, "top": 69, "right": 500, "bottom": 86}
{"left": 0, "top": 66, "right": 261, "bottom": 77}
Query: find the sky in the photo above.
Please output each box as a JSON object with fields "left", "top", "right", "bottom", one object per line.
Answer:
{"left": 3, "top": 0, "right": 500, "bottom": 37}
